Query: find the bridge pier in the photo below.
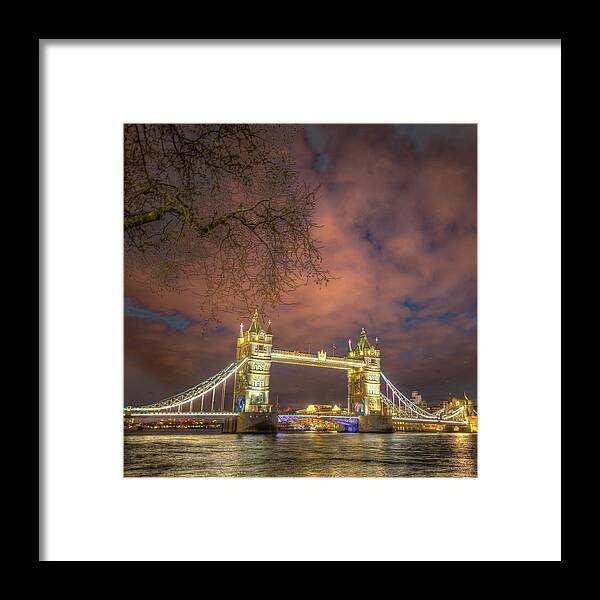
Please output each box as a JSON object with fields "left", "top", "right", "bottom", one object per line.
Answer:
{"left": 236, "top": 412, "right": 278, "bottom": 434}
{"left": 223, "top": 417, "right": 238, "bottom": 433}
{"left": 358, "top": 415, "right": 393, "bottom": 433}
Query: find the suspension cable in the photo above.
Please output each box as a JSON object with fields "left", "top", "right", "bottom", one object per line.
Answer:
{"left": 125, "top": 356, "right": 248, "bottom": 412}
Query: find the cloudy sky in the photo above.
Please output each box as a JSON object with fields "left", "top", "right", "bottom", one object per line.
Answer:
{"left": 125, "top": 124, "right": 477, "bottom": 409}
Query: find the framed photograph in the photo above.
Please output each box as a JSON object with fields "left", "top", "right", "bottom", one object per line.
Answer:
{"left": 123, "top": 123, "right": 478, "bottom": 478}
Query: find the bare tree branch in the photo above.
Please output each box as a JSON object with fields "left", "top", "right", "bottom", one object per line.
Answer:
{"left": 124, "top": 124, "right": 331, "bottom": 324}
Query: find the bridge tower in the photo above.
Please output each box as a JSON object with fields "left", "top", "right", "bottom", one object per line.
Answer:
{"left": 347, "top": 328, "right": 382, "bottom": 415}
{"left": 348, "top": 328, "right": 391, "bottom": 432}
{"left": 464, "top": 393, "right": 478, "bottom": 433}
{"left": 231, "top": 309, "right": 278, "bottom": 433}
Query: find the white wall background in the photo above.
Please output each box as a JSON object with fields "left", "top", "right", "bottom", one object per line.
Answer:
{"left": 41, "top": 40, "right": 561, "bottom": 561}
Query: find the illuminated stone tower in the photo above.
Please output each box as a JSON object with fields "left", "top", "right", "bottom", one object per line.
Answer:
{"left": 464, "top": 393, "right": 478, "bottom": 433}
{"left": 231, "top": 310, "right": 278, "bottom": 432}
{"left": 233, "top": 309, "right": 273, "bottom": 412}
{"left": 347, "top": 328, "right": 382, "bottom": 415}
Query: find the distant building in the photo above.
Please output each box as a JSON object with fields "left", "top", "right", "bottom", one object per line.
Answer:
{"left": 411, "top": 390, "right": 429, "bottom": 410}
{"left": 446, "top": 393, "right": 464, "bottom": 408}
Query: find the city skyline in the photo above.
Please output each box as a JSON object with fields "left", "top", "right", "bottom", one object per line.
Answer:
{"left": 125, "top": 124, "right": 477, "bottom": 409}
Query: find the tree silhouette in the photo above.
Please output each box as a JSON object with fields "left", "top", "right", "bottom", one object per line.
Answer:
{"left": 125, "top": 124, "right": 329, "bottom": 322}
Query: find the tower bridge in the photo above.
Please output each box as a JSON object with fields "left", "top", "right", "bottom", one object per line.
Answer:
{"left": 124, "top": 310, "right": 478, "bottom": 434}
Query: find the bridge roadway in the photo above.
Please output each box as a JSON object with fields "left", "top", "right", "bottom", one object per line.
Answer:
{"left": 124, "top": 411, "right": 467, "bottom": 426}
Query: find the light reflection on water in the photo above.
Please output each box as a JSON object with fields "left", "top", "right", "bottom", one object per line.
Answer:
{"left": 124, "top": 431, "right": 477, "bottom": 477}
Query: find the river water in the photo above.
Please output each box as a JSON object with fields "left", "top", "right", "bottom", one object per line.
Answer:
{"left": 124, "top": 431, "right": 477, "bottom": 477}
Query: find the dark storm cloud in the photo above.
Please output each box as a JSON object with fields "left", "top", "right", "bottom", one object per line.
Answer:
{"left": 124, "top": 124, "right": 477, "bottom": 408}
{"left": 392, "top": 124, "right": 474, "bottom": 154}
{"left": 125, "top": 297, "right": 191, "bottom": 330}
{"left": 304, "top": 124, "right": 332, "bottom": 172}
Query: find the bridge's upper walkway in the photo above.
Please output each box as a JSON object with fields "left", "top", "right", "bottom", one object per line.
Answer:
{"left": 271, "top": 349, "right": 364, "bottom": 370}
